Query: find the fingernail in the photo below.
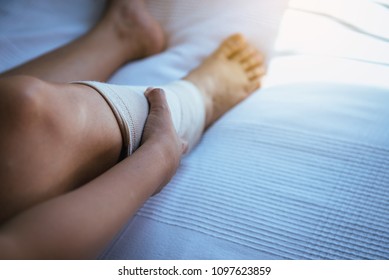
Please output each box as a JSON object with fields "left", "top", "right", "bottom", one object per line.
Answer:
{"left": 144, "top": 87, "right": 154, "bottom": 96}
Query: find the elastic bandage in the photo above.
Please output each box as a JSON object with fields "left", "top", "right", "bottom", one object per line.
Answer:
{"left": 74, "top": 81, "right": 206, "bottom": 156}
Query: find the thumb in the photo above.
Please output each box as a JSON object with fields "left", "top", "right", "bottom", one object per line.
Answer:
{"left": 145, "top": 88, "right": 168, "bottom": 113}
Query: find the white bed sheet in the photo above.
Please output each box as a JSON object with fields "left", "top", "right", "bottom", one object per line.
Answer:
{"left": 102, "top": 83, "right": 389, "bottom": 259}
{"left": 263, "top": 0, "right": 389, "bottom": 89}
{"left": 101, "top": 0, "right": 389, "bottom": 259}
{"left": 0, "top": 0, "right": 388, "bottom": 259}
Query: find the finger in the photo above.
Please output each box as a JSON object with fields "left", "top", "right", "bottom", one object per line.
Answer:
{"left": 145, "top": 88, "right": 170, "bottom": 114}
{"left": 145, "top": 87, "right": 154, "bottom": 95}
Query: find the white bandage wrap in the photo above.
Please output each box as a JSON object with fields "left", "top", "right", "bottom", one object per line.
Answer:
{"left": 74, "top": 81, "right": 206, "bottom": 156}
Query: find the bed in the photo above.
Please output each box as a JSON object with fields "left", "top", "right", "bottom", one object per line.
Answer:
{"left": 1, "top": 0, "right": 388, "bottom": 259}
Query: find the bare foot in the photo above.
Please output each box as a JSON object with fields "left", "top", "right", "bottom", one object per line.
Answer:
{"left": 101, "top": 0, "right": 166, "bottom": 60}
{"left": 184, "top": 34, "right": 265, "bottom": 127}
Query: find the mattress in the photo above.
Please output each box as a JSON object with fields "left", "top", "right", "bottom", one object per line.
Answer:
{"left": 102, "top": 83, "right": 389, "bottom": 259}
{"left": 100, "top": 0, "right": 389, "bottom": 259}
{"left": 0, "top": 0, "right": 388, "bottom": 259}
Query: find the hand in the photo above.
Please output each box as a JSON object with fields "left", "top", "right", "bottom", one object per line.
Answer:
{"left": 141, "top": 88, "right": 188, "bottom": 194}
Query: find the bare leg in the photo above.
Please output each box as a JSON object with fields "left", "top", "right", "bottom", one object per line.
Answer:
{"left": 0, "top": 37, "right": 266, "bottom": 257}
{"left": 185, "top": 34, "right": 265, "bottom": 127}
{"left": 0, "top": 34, "right": 264, "bottom": 223}
{"left": 0, "top": 76, "right": 123, "bottom": 222}
{"left": 0, "top": 0, "right": 165, "bottom": 83}
{"left": 0, "top": 0, "right": 165, "bottom": 221}
{"left": 0, "top": 89, "right": 185, "bottom": 259}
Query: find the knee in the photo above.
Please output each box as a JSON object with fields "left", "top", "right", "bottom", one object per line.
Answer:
{"left": 0, "top": 75, "right": 49, "bottom": 127}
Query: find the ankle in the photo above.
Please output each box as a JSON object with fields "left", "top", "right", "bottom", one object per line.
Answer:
{"left": 97, "top": 0, "right": 166, "bottom": 60}
{"left": 184, "top": 76, "right": 214, "bottom": 128}
{"left": 87, "top": 18, "right": 132, "bottom": 63}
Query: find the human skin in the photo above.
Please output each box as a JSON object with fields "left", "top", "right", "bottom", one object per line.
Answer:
{"left": 0, "top": 88, "right": 186, "bottom": 259}
{"left": 0, "top": 0, "right": 265, "bottom": 259}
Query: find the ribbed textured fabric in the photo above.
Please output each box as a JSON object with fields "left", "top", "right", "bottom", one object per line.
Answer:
{"left": 136, "top": 125, "right": 389, "bottom": 259}
{"left": 1, "top": 0, "right": 386, "bottom": 260}
{"left": 101, "top": 83, "right": 389, "bottom": 260}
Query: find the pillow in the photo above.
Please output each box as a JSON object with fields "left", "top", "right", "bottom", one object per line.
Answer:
{"left": 0, "top": 0, "right": 288, "bottom": 85}
{"left": 111, "top": 0, "right": 289, "bottom": 85}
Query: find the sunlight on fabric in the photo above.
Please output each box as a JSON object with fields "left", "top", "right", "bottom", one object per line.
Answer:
{"left": 263, "top": 0, "right": 389, "bottom": 89}
{"left": 278, "top": 0, "right": 389, "bottom": 62}
{"left": 289, "top": 0, "right": 389, "bottom": 38}
{"left": 275, "top": 11, "right": 389, "bottom": 64}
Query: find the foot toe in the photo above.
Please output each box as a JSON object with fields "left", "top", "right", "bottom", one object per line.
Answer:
{"left": 242, "top": 54, "right": 264, "bottom": 70}
{"left": 247, "top": 66, "right": 266, "bottom": 81}
{"left": 226, "top": 33, "right": 246, "bottom": 47}
{"left": 231, "top": 46, "right": 255, "bottom": 62}
{"left": 216, "top": 33, "right": 246, "bottom": 57}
